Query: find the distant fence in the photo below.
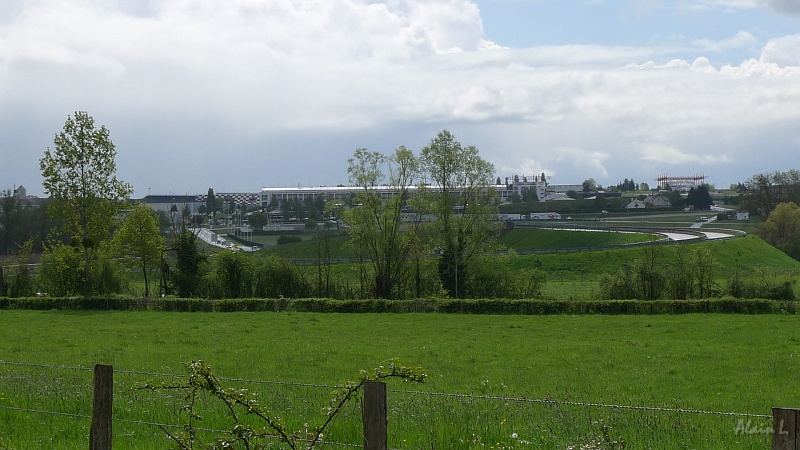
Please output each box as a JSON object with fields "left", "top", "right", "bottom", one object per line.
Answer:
{"left": 0, "top": 360, "right": 792, "bottom": 449}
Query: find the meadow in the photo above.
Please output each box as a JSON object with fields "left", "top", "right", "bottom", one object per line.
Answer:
{"left": 1, "top": 310, "right": 797, "bottom": 448}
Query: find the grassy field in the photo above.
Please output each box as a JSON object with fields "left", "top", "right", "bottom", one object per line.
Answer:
{"left": 1, "top": 311, "right": 796, "bottom": 448}
{"left": 194, "top": 230, "right": 799, "bottom": 302}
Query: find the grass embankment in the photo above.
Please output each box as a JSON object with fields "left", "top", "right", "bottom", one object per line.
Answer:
{"left": 517, "top": 235, "right": 800, "bottom": 299}
{"left": 257, "top": 227, "right": 655, "bottom": 259}
{"left": 253, "top": 231, "right": 800, "bottom": 300}
{"left": 0, "top": 311, "right": 794, "bottom": 448}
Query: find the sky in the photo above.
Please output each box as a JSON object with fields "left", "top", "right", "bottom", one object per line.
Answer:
{"left": 1, "top": 0, "right": 799, "bottom": 198}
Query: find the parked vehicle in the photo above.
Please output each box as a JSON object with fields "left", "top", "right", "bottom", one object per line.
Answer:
{"left": 529, "top": 212, "right": 561, "bottom": 220}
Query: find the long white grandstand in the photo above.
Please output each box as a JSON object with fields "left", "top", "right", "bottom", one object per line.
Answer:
{"left": 260, "top": 175, "right": 582, "bottom": 208}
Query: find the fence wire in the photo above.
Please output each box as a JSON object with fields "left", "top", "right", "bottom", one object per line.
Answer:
{"left": 0, "top": 359, "right": 776, "bottom": 449}
{"left": 0, "top": 359, "right": 771, "bottom": 419}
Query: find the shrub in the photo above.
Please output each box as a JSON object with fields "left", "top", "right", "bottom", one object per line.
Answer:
{"left": 277, "top": 234, "right": 302, "bottom": 245}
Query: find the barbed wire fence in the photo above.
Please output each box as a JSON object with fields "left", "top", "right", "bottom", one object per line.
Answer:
{"left": 0, "top": 359, "right": 781, "bottom": 449}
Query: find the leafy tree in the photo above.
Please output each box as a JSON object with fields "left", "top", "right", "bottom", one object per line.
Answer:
{"left": 171, "top": 225, "right": 205, "bottom": 297}
{"left": 0, "top": 195, "right": 54, "bottom": 255}
{"left": 582, "top": 179, "right": 596, "bottom": 192}
{"left": 418, "top": 130, "right": 500, "bottom": 298}
{"left": 640, "top": 182, "right": 650, "bottom": 191}
{"left": 39, "top": 111, "right": 132, "bottom": 294}
{"left": 686, "top": 184, "right": 713, "bottom": 210}
{"left": 204, "top": 250, "right": 252, "bottom": 298}
{"left": 205, "top": 188, "right": 216, "bottom": 217}
{"left": 741, "top": 170, "right": 800, "bottom": 216}
{"left": 248, "top": 211, "right": 267, "bottom": 231}
{"left": 344, "top": 146, "right": 420, "bottom": 299}
{"left": 111, "top": 203, "right": 165, "bottom": 298}
{"left": 1, "top": 239, "right": 35, "bottom": 297}
{"left": 36, "top": 242, "right": 84, "bottom": 296}
{"left": 522, "top": 188, "right": 538, "bottom": 203}
{"left": 594, "top": 194, "right": 607, "bottom": 210}
{"left": 0, "top": 191, "right": 22, "bottom": 255}
{"left": 757, "top": 202, "right": 800, "bottom": 260}
{"left": 666, "top": 190, "right": 683, "bottom": 208}
{"left": 251, "top": 254, "right": 311, "bottom": 298}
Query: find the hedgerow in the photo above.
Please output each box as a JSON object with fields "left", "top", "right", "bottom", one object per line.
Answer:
{"left": 0, "top": 296, "right": 794, "bottom": 314}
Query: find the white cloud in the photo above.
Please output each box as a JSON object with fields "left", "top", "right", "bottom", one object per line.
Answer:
{"left": 759, "top": 34, "right": 800, "bottom": 67}
{"left": 693, "top": 31, "right": 758, "bottom": 54}
{"left": 2, "top": 0, "right": 800, "bottom": 195}
{"left": 640, "top": 143, "right": 733, "bottom": 165}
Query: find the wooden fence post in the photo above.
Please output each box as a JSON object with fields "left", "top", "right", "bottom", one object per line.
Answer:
{"left": 363, "top": 380, "right": 387, "bottom": 450}
{"left": 90, "top": 364, "right": 113, "bottom": 450}
{"left": 772, "top": 407, "right": 799, "bottom": 450}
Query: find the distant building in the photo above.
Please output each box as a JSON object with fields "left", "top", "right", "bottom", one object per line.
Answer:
{"left": 643, "top": 194, "right": 671, "bottom": 208}
{"left": 141, "top": 195, "right": 204, "bottom": 214}
{"left": 626, "top": 199, "right": 646, "bottom": 209}
{"left": 13, "top": 185, "right": 26, "bottom": 198}
{"left": 259, "top": 174, "right": 585, "bottom": 208}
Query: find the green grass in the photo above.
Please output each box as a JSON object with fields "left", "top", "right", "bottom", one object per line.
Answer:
{"left": 1, "top": 311, "right": 796, "bottom": 448}
{"left": 515, "top": 235, "right": 800, "bottom": 278}
{"left": 499, "top": 228, "right": 654, "bottom": 249}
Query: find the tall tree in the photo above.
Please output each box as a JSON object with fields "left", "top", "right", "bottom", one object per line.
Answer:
{"left": 111, "top": 203, "right": 165, "bottom": 298}
{"left": 248, "top": 212, "right": 267, "bottom": 231}
{"left": 39, "top": 111, "right": 133, "bottom": 294}
{"left": 171, "top": 225, "right": 205, "bottom": 298}
{"left": 686, "top": 185, "right": 713, "bottom": 210}
{"left": 0, "top": 190, "right": 21, "bottom": 255}
{"left": 418, "top": 130, "right": 500, "bottom": 298}
{"left": 344, "top": 146, "right": 419, "bottom": 299}
{"left": 742, "top": 170, "right": 800, "bottom": 216}
{"left": 206, "top": 188, "right": 216, "bottom": 218}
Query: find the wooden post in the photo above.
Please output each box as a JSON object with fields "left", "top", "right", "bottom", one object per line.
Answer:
{"left": 362, "top": 380, "right": 387, "bottom": 450}
{"left": 772, "top": 407, "right": 799, "bottom": 450}
{"left": 90, "top": 364, "right": 113, "bottom": 450}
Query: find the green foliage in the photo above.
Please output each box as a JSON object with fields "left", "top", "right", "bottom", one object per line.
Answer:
{"left": 741, "top": 169, "right": 800, "bottom": 216}
{"left": 136, "top": 359, "right": 425, "bottom": 449}
{"left": 0, "top": 191, "right": 51, "bottom": 255}
{"left": 463, "top": 252, "right": 546, "bottom": 299}
{"left": 277, "top": 234, "right": 303, "bottom": 245}
{"left": 344, "top": 146, "right": 420, "bottom": 299}
{"left": 34, "top": 242, "right": 126, "bottom": 296}
{"left": 418, "top": 130, "right": 501, "bottom": 298}
{"left": 35, "top": 242, "right": 84, "bottom": 296}
{"left": 39, "top": 111, "right": 132, "bottom": 294}
{"left": 111, "top": 203, "right": 165, "bottom": 298}
{"left": 201, "top": 253, "right": 312, "bottom": 299}
{"left": 248, "top": 211, "right": 268, "bottom": 231}
{"left": 686, "top": 184, "right": 714, "bottom": 210}
{"left": 597, "top": 245, "right": 718, "bottom": 300}
{"left": 757, "top": 202, "right": 800, "bottom": 260}
{"left": 203, "top": 250, "right": 253, "bottom": 299}
{"left": 90, "top": 249, "right": 128, "bottom": 295}
{"left": 171, "top": 226, "right": 206, "bottom": 298}
{"left": 3, "top": 296, "right": 794, "bottom": 315}
{"left": 724, "top": 268, "right": 796, "bottom": 300}
{"left": 1, "top": 239, "right": 35, "bottom": 297}
{"left": 206, "top": 188, "right": 216, "bottom": 216}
